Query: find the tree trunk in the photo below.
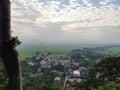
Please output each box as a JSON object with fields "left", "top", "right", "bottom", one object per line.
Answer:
{"left": 0, "top": 0, "right": 22, "bottom": 90}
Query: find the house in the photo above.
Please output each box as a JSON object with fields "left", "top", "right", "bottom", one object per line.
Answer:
{"left": 54, "top": 76, "right": 61, "bottom": 84}
{"left": 26, "top": 58, "right": 35, "bottom": 66}
{"left": 36, "top": 52, "right": 50, "bottom": 60}
{"left": 28, "top": 62, "right": 35, "bottom": 66}
{"left": 59, "top": 60, "right": 70, "bottom": 67}
{"left": 73, "top": 70, "right": 80, "bottom": 78}
{"left": 96, "top": 72, "right": 102, "bottom": 78}
{"left": 70, "top": 62, "right": 79, "bottom": 69}
{"left": 67, "top": 69, "right": 73, "bottom": 77}
{"left": 79, "top": 67, "right": 89, "bottom": 78}
{"left": 40, "top": 60, "right": 52, "bottom": 68}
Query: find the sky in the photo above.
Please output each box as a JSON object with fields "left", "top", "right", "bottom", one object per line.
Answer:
{"left": 11, "top": 0, "right": 120, "bottom": 44}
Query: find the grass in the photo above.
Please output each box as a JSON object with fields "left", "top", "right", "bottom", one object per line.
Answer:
{"left": 107, "top": 47, "right": 120, "bottom": 54}
{"left": 16, "top": 44, "right": 120, "bottom": 60}
{"left": 16, "top": 44, "right": 87, "bottom": 60}
{"left": 17, "top": 45, "right": 74, "bottom": 60}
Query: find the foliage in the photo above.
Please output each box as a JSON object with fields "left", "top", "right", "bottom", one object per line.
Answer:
{"left": 0, "top": 60, "right": 8, "bottom": 90}
{"left": 21, "top": 60, "right": 63, "bottom": 90}
{"left": 75, "top": 57, "right": 120, "bottom": 90}
{"left": 92, "top": 81, "right": 120, "bottom": 90}
{"left": 51, "top": 63, "right": 66, "bottom": 72}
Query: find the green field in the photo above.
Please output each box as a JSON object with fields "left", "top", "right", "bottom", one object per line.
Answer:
{"left": 16, "top": 44, "right": 120, "bottom": 60}
{"left": 17, "top": 44, "right": 82, "bottom": 60}
{"left": 106, "top": 47, "right": 120, "bottom": 54}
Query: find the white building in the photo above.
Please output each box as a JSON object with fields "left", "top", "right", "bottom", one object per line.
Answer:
{"left": 73, "top": 70, "right": 80, "bottom": 77}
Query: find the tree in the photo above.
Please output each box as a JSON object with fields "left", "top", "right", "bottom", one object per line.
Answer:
{"left": 0, "top": 0, "right": 22, "bottom": 90}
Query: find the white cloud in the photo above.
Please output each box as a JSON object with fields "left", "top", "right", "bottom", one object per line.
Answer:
{"left": 10, "top": 0, "right": 120, "bottom": 43}
{"left": 69, "top": 0, "right": 79, "bottom": 6}
{"left": 12, "top": 26, "right": 40, "bottom": 42}
{"left": 99, "top": 0, "right": 113, "bottom": 5}
{"left": 11, "top": 0, "right": 120, "bottom": 28}
{"left": 82, "top": 0, "right": 93, "bottom": 6}
{"left": 82, "top": 0, "right": 89, "bottom": 4}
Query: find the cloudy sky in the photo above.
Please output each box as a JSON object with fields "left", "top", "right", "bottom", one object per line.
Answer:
{"left": 11, "top": 0, "right": 120, "bottom": 44}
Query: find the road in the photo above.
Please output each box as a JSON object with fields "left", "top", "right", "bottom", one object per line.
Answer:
{"left": 63, "top": 72, "right": 68, "bottom": 90}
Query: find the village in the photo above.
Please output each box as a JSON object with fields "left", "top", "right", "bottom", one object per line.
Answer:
{"left": 25, "top": 51, "right": 89, "bottom": 88}
{"left": 21, "top": 46, "right": 120, "bottom": 89}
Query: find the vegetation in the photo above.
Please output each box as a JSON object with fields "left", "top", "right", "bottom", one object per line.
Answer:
{"left": 75, "top": 57, "right": 120, "bottom": 90}
{"left": 22, "top": 65, "right": 63, "bottom": 90}
{"left": 0, "top": 44, "right": 120, "bottom": 90}
{"left": 17, "top": 44, "right": 116, "bottom": 60}
{"left": 0, "top": 59, "right": 8, "bottom": 90}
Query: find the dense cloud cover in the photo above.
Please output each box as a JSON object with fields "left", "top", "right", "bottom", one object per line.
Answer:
{"left": 11, "top": 0, "right": 120, "bottom": 44}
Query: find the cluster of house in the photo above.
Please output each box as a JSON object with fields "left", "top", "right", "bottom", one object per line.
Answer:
{"left": 26, "top": 52, "right": 51, "bottom": 66}
{"left": 25, "top": 51, "right": 89, "bottom": 88}
{"left": 26, "top": 58, "right": 35, "bottom": 66}
{"left": 35, "top": 52, "right": 50, "bottom": 60}
{"left": 67, "top": 66, "right": 89, "bottom": 78}
{"left": 53, "top": 66, "right": 89, "bottom": 88}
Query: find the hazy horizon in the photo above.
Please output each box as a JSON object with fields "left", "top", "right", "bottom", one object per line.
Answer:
{"left": 11, "top": 0, "right": 120, "bottom": 44}
{"left": 18, "top": 41, "right": 120, "bottom": 47}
